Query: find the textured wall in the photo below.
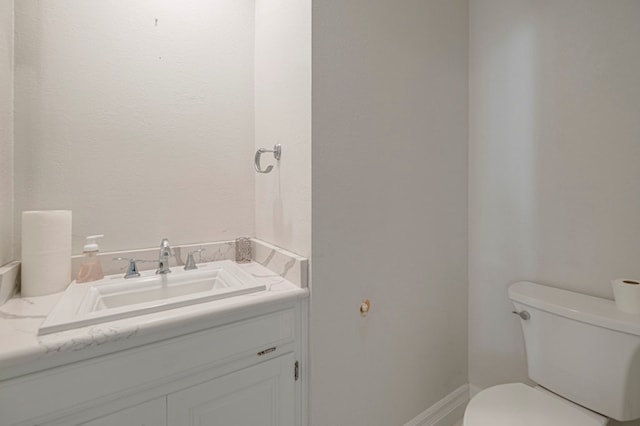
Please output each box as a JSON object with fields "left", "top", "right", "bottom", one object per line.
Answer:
{"left": 469, "top": 1, "right": 640, "bottom": 411}
{"left": 311, "top": 1, "right": 468, "bottom": 424}
{"left": 14, "top": 0, "right": 256, "bottom": 254}
{"left": 0, "top": 0, "right": 13, "bottom": 265}
{"left": 254, "top": 0, "right": 311, "bottom": 258}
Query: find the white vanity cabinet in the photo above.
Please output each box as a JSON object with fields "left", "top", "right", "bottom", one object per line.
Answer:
{"left": 0, "top": 298, "right": 306, "bottom": 426}
{"left": 78, "top": 398, "right": 167, "bottom": 426}
{"left": 168, "top": 353, "right": 296, "bottom": 426}
{"left": 70, "top": 353, "right": 297, "bottom": 426}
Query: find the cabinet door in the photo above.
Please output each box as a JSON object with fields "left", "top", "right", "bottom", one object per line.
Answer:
{"left": 77, "top": 397, "right": 166, "bottom": 426}
{"left": 168, "top": 353, "right": 296, "bottom": 426}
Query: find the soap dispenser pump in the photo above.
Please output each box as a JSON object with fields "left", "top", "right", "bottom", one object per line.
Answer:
{"left": 76, "top": 234, "right": 105, "bottom": 283}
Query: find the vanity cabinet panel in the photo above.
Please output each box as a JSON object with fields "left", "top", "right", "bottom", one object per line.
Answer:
{"left": 0, "top": 298, "right": 307, "bottom": 426}
{"left": 0, "top": 309, "right": 295, "bottom": 425}
{"left": 77, "top": 398, "right": 167, "bottom": 426}
{"left": 168, "top": 353, "right": 296, "bottom": 426}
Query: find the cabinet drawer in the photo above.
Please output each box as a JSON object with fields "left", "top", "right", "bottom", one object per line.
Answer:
{"left": 0, "top": 308, "right": 295, "bottom": 425}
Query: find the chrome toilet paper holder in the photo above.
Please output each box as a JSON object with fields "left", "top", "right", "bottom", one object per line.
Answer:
{"left": 254, "top": 144, "right": 281, "bottom": 174}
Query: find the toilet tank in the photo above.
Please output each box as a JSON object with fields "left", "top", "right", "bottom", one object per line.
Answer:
{"left": 509, "top": 281, "right": 640, "bottom": 422}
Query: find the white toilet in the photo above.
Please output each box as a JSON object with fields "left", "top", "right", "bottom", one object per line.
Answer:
{"left": 464, "top": 281, "right": 640, "bottom": 425}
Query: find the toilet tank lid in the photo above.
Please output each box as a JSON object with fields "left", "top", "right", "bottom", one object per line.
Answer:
{"left": 509, "top": 281, "right": 640, "bottom": 336}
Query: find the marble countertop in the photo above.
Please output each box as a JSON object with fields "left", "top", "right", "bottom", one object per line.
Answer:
{"left": 0, "top": 261, "right": 308, "bottom": 381}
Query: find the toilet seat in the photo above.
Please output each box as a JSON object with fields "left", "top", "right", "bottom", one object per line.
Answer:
{"left": 464, "top": 383, "right": 608, "bottom": 426}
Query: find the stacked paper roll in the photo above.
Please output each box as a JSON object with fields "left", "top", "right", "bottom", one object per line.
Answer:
{"left": 21, "top": 211, "right": 72, "bottom": 297}
{"left": 611, "top": 278, "right": 640, "bottom": 314}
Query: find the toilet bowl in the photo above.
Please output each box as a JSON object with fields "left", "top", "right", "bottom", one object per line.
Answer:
{"left": 462, "top": 281, "right": 640, "bottom": 425}
{"left": 464, "top": 383, "right": 608, "bottom": 426}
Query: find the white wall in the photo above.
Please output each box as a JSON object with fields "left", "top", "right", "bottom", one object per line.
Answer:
{"left": 469, "top": 0, "right": 640, "bottom": 403}
{"left": 0, "top": 0, "right": 13, "bottom": 266}
{"left": 14, "top": 0, "right": 256, "bottom": 254}
{"left": 254, "top": 0, "right": 311, "bottom": 258}
{"left": 311, "top": 1, "right": 468, "bottom": 424}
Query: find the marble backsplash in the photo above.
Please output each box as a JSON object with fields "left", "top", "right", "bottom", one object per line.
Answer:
{"left": 69, "top": 238, "right": 308, "bottom": 288}
{"left": 251, "top": 239, "right": 308, "bottom": 287}
{"left": 0, "top": 238, "right": 308, "bottom": 306}
{"left": 70, "top": 240, "right": 237, "bottom": 279}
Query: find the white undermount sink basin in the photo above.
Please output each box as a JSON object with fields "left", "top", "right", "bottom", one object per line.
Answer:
{"left": 39, "top": 260, "right": 265, "bottom": 335}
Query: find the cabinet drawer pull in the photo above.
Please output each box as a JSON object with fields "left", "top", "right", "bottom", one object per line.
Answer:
{"left": 257, "top": 347, "right": 277, "bottom": 356}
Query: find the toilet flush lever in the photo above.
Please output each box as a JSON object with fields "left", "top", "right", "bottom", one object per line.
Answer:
{"left": 512, "top": 310, "right": 530, "bottom": 320}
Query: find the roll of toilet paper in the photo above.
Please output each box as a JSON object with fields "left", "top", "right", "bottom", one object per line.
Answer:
{"left": 611, "top": 278, "right": 640, "bottom": 314}
{"left": 21, "top": 210, "right": 72, "bottom": 297}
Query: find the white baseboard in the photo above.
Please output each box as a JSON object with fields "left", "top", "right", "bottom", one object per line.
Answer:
{"left": 468, "top": 384, "right": 482, "bottom": 399}
{"left": 404, "top": 384, "right": 470, "bottom": 426}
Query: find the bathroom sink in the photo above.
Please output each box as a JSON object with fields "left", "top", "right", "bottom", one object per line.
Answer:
{"left": 39, "top": 260, "right": 265, "bottom": 335}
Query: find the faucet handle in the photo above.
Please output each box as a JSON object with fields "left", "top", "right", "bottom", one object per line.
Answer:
{"left": 113, "top": 257, "right": 153, "bottom": 279}
{"left": 184, "top": 248, "right": 205, "bottom": 271}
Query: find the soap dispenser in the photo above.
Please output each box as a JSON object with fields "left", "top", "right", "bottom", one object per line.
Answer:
{"left": 76, "top": 234, "right": 105, "bottom": 283}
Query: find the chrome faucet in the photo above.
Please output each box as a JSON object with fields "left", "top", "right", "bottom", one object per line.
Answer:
{"left": 156, "top": 238, "right": 172, "bottom": 274}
